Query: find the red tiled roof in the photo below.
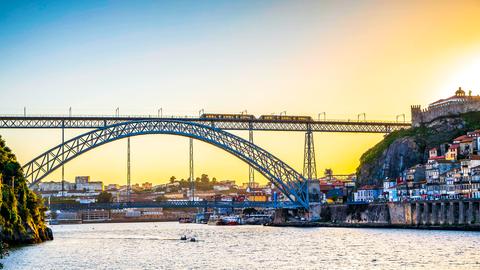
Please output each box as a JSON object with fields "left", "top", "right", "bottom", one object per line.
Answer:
{"left": 358, "top": 185, "right": 380, "bottom": 190}
{"left": 454, "top": 135, "right": 468, "bottom": 142}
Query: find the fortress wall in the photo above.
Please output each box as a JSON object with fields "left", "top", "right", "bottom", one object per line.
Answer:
{"left": 412, "top": 101, "right": 480, "bottom": 126}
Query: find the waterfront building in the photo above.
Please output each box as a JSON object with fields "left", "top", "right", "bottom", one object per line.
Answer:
{"left": 383, "top": 179, "right": 398, "bottom": 202}
{"left": 353, "top": 185, "right": 383, "bottom": 202}
{"left": 425, "top": 160, "right": 459, "bottom": 184}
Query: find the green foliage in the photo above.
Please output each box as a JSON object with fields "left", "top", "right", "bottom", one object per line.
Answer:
{"left": 358, "top": 127, "right": 428, "bottom": 168}
{"left": 462, "top": 111, "right": 480, "bottom": 130}
{"left": 0, "top": 135, "right": 48, "bottom": 246}
{"left": 96, "top": 191, "right": 113, "bottom": 203}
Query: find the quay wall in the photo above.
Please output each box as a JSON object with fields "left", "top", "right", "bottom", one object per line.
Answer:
{"left": 318, "top": 200, "right": 480, "bottom": 229}
{"left": 272, "top": 200, "right": 480, "bottom": 230}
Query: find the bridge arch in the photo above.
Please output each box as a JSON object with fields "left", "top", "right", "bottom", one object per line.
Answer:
{"left": 23, "top": 120, "right": 308, "bottom": 208}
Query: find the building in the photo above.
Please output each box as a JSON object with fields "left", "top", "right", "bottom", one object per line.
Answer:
{"left": 106, "top": 184, "right": 120, "bottom": 191}
{"left": 75, "top": 176, "right": 103, "bottom": 192}
{"left": 75, "top": 176, "right": 90, "bottom": 184}
{"left": 353, "top": 185, "right": 383, "bottom": 203}
{"left": 411, "top": 87, "right": 480, "bottom": 127}
{"left": 425, "top": 160, "right": 459, "bottom": 184}
{"left": 37, "top": 181, "right": 74, "bottom": 192}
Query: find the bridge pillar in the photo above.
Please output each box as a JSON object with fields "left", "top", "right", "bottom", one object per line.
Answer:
{"left": 459, "top": 201, "right": 465, "bottom": 225}
{"left": 303, "top": 126, "right": 317, "bottom": 206}
{"left": 189, "top": 138, "right": 195, "bottom": 201}
{"left": 476, "top": 202, "right": 480, "bottom": 224}
{"left": 414, "top": 203, "right": 421, "bottom": 225}
{"left": 439, "top": 202, "right": 446, "bottom": 225}
{"left": 466, "top": 202, "right": 473, "bottom": 224}
{"left": 248, "top": 127, "right": 255, "bottom": 192}
{"left": 430, "top": 203, "right": 437, "bottom": 225}
{"left": 422, "top": 202, "right": 429, "bottom": 225}
{"left": 448, "top": 202, "right": 455, "bottom": 225}
{"left": 303, "top": 128, "right": 317, "bottom": 180}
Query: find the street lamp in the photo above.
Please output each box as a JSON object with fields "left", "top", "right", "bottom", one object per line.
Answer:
{"left": 69, "top": 107, "right": 72, "bottom": 117}
{"left": 115, "top": 107, "right": 120, "bottom": 117}
{"left": 357, "top": 113, "right": 366, "bottom": 121}
{"left": 396, "top": 114, "right": 405, "bottom": 123}
{"left": 318, "top": 112, "right": 326, "bottom": 121}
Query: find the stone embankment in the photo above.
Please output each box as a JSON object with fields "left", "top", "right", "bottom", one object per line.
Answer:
{"left": 272, "top": 200, "right": 480, "bottom": 230}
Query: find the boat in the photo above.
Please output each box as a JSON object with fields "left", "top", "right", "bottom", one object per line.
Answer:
{"left": 178, "top": 217, "right": 193, "bottom": 223}
{"left": 216, "top": 215, "right": 243, "bottom": 226}
{"left": 207, "top": 214, "right": 220, "bottom": 225}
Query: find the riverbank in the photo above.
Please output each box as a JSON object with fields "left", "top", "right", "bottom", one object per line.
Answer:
{"left": 272, "top": 200, "right": 480, "bottom": 231}
{"left": 267, "top": 221, "right": 480, "bottom": 231}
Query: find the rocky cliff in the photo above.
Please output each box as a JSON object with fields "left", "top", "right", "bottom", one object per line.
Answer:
{"left": 0, "top": 136, "right": 53, "bottom": 245}
{"left": 356, "top": 112, "right": 480, "bottom": 187}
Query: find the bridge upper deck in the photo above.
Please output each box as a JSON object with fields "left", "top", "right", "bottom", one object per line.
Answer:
{"left": 0, "top": 115, "right": 411, "bottom": 133}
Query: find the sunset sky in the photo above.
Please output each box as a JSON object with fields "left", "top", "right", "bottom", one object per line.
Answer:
{"left": 1, "top": 1, "right": 480, "bottom": 185}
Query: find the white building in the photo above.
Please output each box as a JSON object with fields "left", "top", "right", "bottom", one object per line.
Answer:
{"left": 37, "top": 181, "right": 74, "bottom": 192}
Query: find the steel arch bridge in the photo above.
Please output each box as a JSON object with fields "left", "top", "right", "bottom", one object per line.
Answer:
{"left": 22, "top": 120, "right": 309, "bottom": 208}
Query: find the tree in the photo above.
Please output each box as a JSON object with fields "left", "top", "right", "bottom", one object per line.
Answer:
{"left": 200, "top": 174, "right": 209, "bottom": 184}
{"left": 324, "top": 168, "right": 333, "bottom": 179}
{"left": 96, "top": 191, "right": 113, "bottom": 203}
{"left": 169, "top": 176, "right": 176, "bottom": 184}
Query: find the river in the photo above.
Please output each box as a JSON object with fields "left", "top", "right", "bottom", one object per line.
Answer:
{"left": 3, "top": 222, "right": 480, "bottom": 269}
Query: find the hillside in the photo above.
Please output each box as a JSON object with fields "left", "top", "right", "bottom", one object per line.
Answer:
{"left": 356, "top": 112, "right": 480, "bottom": 187}
{"left": 0, "top": 136, "right": 52, "bottom": 245}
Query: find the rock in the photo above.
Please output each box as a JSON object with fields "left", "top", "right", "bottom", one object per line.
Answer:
{"left": 356, "top": 115, "right": 471, "bottom": 187}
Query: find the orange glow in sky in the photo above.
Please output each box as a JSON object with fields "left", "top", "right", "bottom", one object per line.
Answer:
{"left": 1, "top": 1, "right": 480, "bottom": 185}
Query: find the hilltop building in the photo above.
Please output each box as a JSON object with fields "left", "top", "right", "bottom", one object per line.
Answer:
{"left": 411, "top": 87, "right": 480, "bottom": 127}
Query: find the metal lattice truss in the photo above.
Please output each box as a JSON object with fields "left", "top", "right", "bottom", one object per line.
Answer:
{"left": 0, "top": 116, "right": 410, "bottom": 133}
{"left": 22, "top": 120, "right": 309, "bottom": 208}
{"left": 48, "top": 200, "right": 300, "bottom": 211}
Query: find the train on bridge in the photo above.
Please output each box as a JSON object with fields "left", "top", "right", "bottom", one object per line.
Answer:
{"left": 201, "top": 113, "right": 313, "bottom": 122}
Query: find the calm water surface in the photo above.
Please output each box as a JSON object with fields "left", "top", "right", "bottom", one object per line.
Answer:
{"left": 3, "top": 222, "right": 480, "bottom": 269}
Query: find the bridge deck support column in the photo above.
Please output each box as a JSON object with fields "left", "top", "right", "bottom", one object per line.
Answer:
{"left": 414, "top": 203, "right": 421, "bottom": 225}
{"left": 448, "top": 202, "right": 455, "bottom": 225}
{"left": 423, "top": 202, "right": 429, "bottom": 225}
{"left": 476, "top": 202, "right": 480, "bottom": 224}
{"left": 439, "top": 202, "right": 445, "bottom": 225}
{"left": 467, "top": 202, "right": 474, "bottom": 225}
{"left": 431, "top": 203, "right": 437, "bottom": 225}
{"left": 459, "top": 201, "right": 465, "bottom": 225}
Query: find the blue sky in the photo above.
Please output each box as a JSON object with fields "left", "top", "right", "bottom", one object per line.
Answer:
{"left": 1, "top": 1, "right": 479, "bottom": 184}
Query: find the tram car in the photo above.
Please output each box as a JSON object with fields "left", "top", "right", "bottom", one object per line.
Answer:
{"left": 200, "top": 113, "right": 255, "bottom": 120}
{"left": 258, "top": 115, "right": 313, "bottom": 122}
